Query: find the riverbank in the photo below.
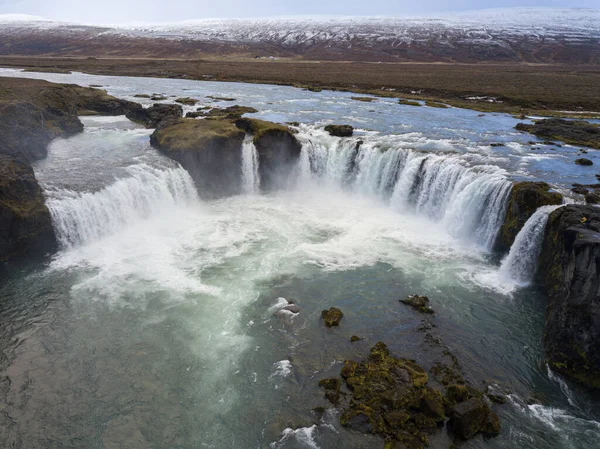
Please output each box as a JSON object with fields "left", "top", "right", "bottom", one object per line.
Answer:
{"left": 1, "top": 56, "right": 599, "bottom": 118}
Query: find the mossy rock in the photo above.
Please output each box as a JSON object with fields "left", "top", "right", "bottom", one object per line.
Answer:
{"left": 575, "top": 158, "right": 593, "bottom": 166}
{"left": 150, "top": 119, "right": 244, "bottom": 153}
{"left": 175, "top": 97, "right": 198, "bottom": 106}
{"left": 400, "top": 295, "right": 434, "bottom": 314}
{"left": 324, "top": 124, "right": 354, "bottom": 137}
{"left": 351, "top": 96, "right": 376, "bottom": 102}
{"left": 321, "top": 307, "right": 344, "bottom": 327}
{"left": 449, "top": 398, "right": 493, "bottom": 440}
{"left": 351, "top": 335, "right": 363, "bottom": 342}
{"left": 425, "top": 101, "right": 449, "bottom": 108}
{"left": 516, "top": 119, "right": 600, "bottom": 149}
{"left": 399, "top": 100, "right": 422, "bottom": 106}
{"left": 494, "top": 181, "right": 563, "bottom": 253}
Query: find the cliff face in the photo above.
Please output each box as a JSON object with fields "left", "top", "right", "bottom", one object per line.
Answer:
{"left": 494, "top": 182, "right": 563, "bottom": 254}
{"left": 235, "top": 118, "right": 302, "bottom": 191}
{"left": 0, "top": 154, "right": 56, "bottom": 261}
{"left": 536, "top": 205, "right": 600, "bottom": 389}
{"left": 150, "top": 119, "right": 246, "bottom": 198}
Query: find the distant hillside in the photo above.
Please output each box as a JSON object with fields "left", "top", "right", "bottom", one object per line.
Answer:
{"left": 0, "top": 8, "right": 599, "bottom": 63}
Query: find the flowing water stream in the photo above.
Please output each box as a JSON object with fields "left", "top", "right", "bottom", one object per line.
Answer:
{"left": 0, "top": 69, "right": 598, "bottom": 449}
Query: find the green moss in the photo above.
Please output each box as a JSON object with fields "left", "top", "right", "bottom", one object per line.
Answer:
{"left": 234, "top": 117, "right": 291, "bottom": 141}
{"left": 351, "top": 96, "right": 376, "bottom": 102}
{"left": 151, "top": 119, "right": 245, "bottom": 152}
{"left": 321, "top": 307, "right": 344, "bottom": 327}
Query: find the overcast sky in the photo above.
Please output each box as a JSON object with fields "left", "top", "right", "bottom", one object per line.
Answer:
{"left": 0, "top": 0, "right": 597, "bottom": 24}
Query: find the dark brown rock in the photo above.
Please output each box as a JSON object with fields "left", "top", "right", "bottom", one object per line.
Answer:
{"left": 536, "top": 205, "right": 600, "bottom": 389}
{"left": 324, "top": 124, "right": 354, "bottom": 137}
{"left": 321, "top": 307, "right": 344, "bottom": 327}
{"left": 494, "top": 182, "right": 563, "bottom": 254}
{"left": 0, "top": 154, "right": 56, "bottom": 261}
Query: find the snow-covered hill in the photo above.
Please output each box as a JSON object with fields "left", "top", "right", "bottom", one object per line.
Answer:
{"left": 0, "top": 8, "right": 598, "bottom": 63}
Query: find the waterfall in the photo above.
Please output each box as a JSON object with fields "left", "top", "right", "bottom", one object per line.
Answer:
{"left": 46, "top": 163, "right": 199, "bottom": 248}
{"left": 298, "top": 135, "right": 511, "bottom": 249}
{"left": 499, "top": 204, "right": 563, "bottom": 285}
{"left": 241, "top": 135, "right": 260, "bottom": 194}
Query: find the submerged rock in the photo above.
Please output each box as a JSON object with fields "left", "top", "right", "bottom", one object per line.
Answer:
{"left": 400, "top": 295, "right": 434, "bottom": 314}
{"left": 536, "top": 205, "right": 600, "bottom": 389}
{"left": 516, "top": 119, "right": 600, "bottom": 150}
{"left": 0, "top": 154, "right": 56, "bottom": 261}
{"left": 324, "top": 124, "right": 354, "bottom": 137}
{"left": 235, "top": 118, "right": 302, "bottom": 191}
{"left": 494, "top": 182, "right": 563, "bottom": 254}
{"left": 321, "top": 307, "right": 344, "bottom": 327}
{"left": 150, "top": 118, "right": 245, "bottom": 198}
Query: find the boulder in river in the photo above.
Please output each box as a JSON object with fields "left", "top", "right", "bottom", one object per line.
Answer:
{"left": 174, "top": 97, "right": 198, "bottom": 106}
{"left": 150, "top": 118, "right": 245, "bottom": 198}
{"left": 575, "top": 158, "right": 593, "bottom": 166}
{"left": 235, "top": 118, "right": 302, "bottom": 191}
{"left": 449, "top": 398, "right": 500, "bottom": 439}
{"left": 536, "top": 205, "right": 600, "bottom": 389}
{"left": 494, "top": 182, "right": 563, "bottom": 254}
{"left": 0, "top": 154, "right": 56, "bottom": 261}
{"left": 515, "top": 119, "right": 600, "bottom": 149}
{"left": 400, "top": 295, "right": 435, "bottom": 314}
{"left": 324, "top": 124, "right": 354, "bottom": 137}
{"left": 321, "top": 307, "right": 344, "bottom": 327}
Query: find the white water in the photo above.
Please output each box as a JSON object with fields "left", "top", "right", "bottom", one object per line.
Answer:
{"left": 241, "top": 135, "right": 260, "bottom": 194}
{"left": 499, "top": 204, "right": 563, "bottom": 285}
{"left": 47, "top": 163, "right": 198, "bottom": 248}
{"left": 296, "top": 128, "right": 511, "bottom": 250}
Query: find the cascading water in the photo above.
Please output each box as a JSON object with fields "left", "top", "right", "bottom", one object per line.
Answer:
{"left": 297, "top": 131, "right": 511, "bottom": 250}
{"left": 46, "top": 163, "right": 198, "bottom": 248}
{"left": 241, "top": 135, "right": 260, "bottom": 194}
{"left": 499, "top": 204, "right": 563, "bottom": 285}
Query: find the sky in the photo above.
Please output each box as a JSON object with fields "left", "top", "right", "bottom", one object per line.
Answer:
{"left": 0, "top": 0, "right": 597, "bottom": 24}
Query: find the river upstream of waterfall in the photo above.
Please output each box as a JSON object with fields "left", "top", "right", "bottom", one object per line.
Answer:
{"left": 0, "top": 68, "right": 599, "bottom": 449}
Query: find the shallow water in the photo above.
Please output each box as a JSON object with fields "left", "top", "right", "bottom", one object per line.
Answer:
{"left": 0, "top": 69, "right": 598, "bottom": 449}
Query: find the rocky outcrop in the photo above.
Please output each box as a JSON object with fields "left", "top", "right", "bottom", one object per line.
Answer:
{"left": 321, "top": 307, "right": 344, "bottom": 327}
{"left": 235, "top": 118, "right": 302, "bottom": 191}
{"left": 0, "top": 77, "right": 143, "bottom": 161}
{"left": 150, "top": 118, "right": 245, "bottom": 197}
{"left": 324, "top": 124, "right": 354, "bottom": 137}
{"left": 400, "top": 295, "right": 434, "bottom": 314}
{"left": 516, "top": 119, "right": 600, "bottom": 150}
{"left": 336, "top": 342, "right": 500, "bottom": 448}
{"left": 186, "top": 105, "right": 257, "bottom": 120}
{"left": 536, "top": 205, "right": 600, "bottom": 389}
{"left": 0, "top": 154, "right": 56, "bottom": 261}
{"left": 494, "top": 182, "right": 563, "bottom": 253}
{"left": 125, "top": 103, "right": 183, "bottom": 128}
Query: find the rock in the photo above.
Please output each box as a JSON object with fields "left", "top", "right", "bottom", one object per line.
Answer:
{"left": 319, "top": 377, "right": 342, "bottom": 404}
{"left": 536, "top": 205, "right": 600, "bottom": 389}
{"left": 399, "top": 99, "right": 422, "bottom": 106}
{"left": 321, "top": 307, "right": 344, "bottom": 327}
{"left": 283, "top": 304, "right": 300, "bottom": 314}
{"left": 490, "top": 143, "right": 505, "bottom": 147}
{"left": 449, "top": 398, "right": 491, "bottom": 440}
{"left": 0, "top": 77, "right": 141, "bottom": 161}
{"left": 351, "top": 96, "right": 376, "bottom": 102}
{"left": 150, "top": 119, "right": 245, "bottom": 198}
{"left": 235, "top": 118, "right": 302, "bottom": 191}
{"left": 445, "top": 384, "right": 470, "bottom": 405}
{"left": 306, "top": 87, "right": 322, "bottom": 92}
{"left": 575, "top": 158, "right": 593, "bottom": 166}
{"left": 324, "top": 124, "right": 354, "bottom": 137}
{"left": 515, "top": 119, "right": 600, "bottom": 149}
{"left": 174, "top": 97, "right": 198, "bottom": 105}
{"left": 425, "top": 101, "right": 449, "bottom": 108}
{"left": 400, "top": 295, "right": 434, "bottom": 314}
{"left": 572, "top": 186, "right": 590, "bottom": 195}
{"left": 0, "top": 154, "right": 56, "bottom": 261}
{"left": 126, "top": 103, "right": 183, "bottom": 128}
{"left": 486, "top": 393, "right": 507, "bottom": 405}
{"left": 482, "top": 411, "right": 501, "bottom": 437}
{"left": 133, "top": 94, "right": 151, "bottom": 98}
{"left": 341, "top": 360, "right": 358, "bottom": 378}
{"left": 206, "top": 95, "right": 235, "bottom": 101}
{"left": 191, "top": 105, "right": 257, "bottom": 120}
{"left": 494, "top": 182, "right": 563, "bottom": 254}
{"left": 150, "top": 95, "right": 167, "bottom": 101}
{"left": 350, "top": 335, "right": 363, "bottom": 342}
{"left": 586, "top": 192, "right": 600, "bottom": 204}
